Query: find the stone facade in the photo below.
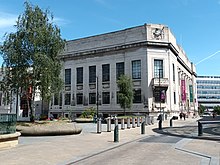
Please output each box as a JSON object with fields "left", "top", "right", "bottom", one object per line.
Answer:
{"left": 49, "top": 23, "right": 198, "bottom": 118}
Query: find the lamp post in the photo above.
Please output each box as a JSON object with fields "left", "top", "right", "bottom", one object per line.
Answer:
{"left": 96, "top": 76, "right": 101, "bottom": 133}
{"left": 158, "top": 69, "right": 163, "bottom": 129}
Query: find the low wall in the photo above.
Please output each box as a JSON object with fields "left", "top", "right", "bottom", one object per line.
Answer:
{"left": 0, "top": 132, "right": 21, "bottom": 149}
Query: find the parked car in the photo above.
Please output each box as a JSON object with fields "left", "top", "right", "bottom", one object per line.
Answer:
{"left": 201, "top": 112, "right": 211, "bottom": 117}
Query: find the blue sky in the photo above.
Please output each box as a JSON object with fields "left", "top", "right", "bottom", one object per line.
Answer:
{"left": 0, "top": 0, "right": 220, "bottom": 76}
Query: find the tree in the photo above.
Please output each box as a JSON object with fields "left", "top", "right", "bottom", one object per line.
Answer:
{"left": 117, "top": 75, "right": 133, "bottom": 116}
{"left": 213, "top": 106, "right": 220, "bottom": 115}
{"left": 0, "top": 2, "right": 65, "bottom": 121}
{"left": 198, "top": 104, "right": 206, "bottom": 115}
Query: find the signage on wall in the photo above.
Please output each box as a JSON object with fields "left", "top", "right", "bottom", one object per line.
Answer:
{"left": 189, "top": 85, "right": 193, "bottom": 102}
{"left": 181, "top": 80, "right": 186, "bottom": 102}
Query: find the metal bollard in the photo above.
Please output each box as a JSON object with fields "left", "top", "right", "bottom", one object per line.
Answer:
{"left": 114, "top": 125, "right": 119, "bottom": 142}
{"left": 107, "top": 117, "right": 111, "bottom": 132}
{"left": 127, "top": 118, "right": 131, "bottom": 129}
{"left": 198, "top": 122, "right": 203, "bottom": 136}
{"left": 132, "top": 117, "right": 135, "bottom": 128}
{"left": 170, "top": 119, "right": 173, "bottom": 127}
{"left": 141, "top": 121, "right": 145, "bottom": 134}
{"left": 137, "top": 117, "right": 140, "bottom": 127}
{"left": 158, "top": 119, "right": 162, "bottom": 130}
{"left": 148, "top": 116, "right": 151, "bottom": 125}
{"left": 151, "top": 116, "right": 154, "bottom": 125}
{"left": 121, "top": 118, "right": 125, "bottom": 130}
{"left": 97, "top": 118, "right": 102, "bottom": 133}
{"left": 145, "top": 116, "right": 148, "bottom": 125}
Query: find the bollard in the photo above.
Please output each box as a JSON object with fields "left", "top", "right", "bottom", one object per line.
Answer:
{"left": 170, "top": 119, "right": 173, "bottom": 127}
{"left": 151, "top": 116, "right": 154, "bottom": 125}
{"left": 107, "top": 117, "right": 111, "bottom": 132}
{"left": 121, "top": 118, "right": 125, "bottom": 130}
{"left": 147, "top": 116, "right": 151, "bottom": 125}
{"left": 114, "top": 125, "right": 119, "bottom": 142}
{"left": 127, "top": 118, "right": 131, "bottom": 129}
{"left": 141, "top": 121, "right": 145, "bottom": 134}
{"left": 158, "top": 119, "right": 162, "bottom": 130}
{"left": 132, "top": 117, "right": 135, "bottom": 128}
{"left": 145, "top": 116, "right": 148, "bottom": 125}
{"left": 198, "top": 122, "right": 203, "bottom": 136}
{"left": 97, "top": 118, "right": 102, "bottom": 133}
{"left": 137, "top": 117, "right": 140, "bottom": 127}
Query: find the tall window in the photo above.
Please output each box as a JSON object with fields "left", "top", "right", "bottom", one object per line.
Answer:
{"left": 64, "top": 93, "right": 71, "bottom": 105}
{"left": 116, "top": 62, "right": 124, "bottom": 80}
{"left": 76, "top": 93, "right": 83, "bottom": 104}
{"left": 102, "top": 64, "right": 110, "bottom": 82}
{"left": 174, "top": 92, "right": 176, "bottom": 104}
{"left": 89, "top": 93, "right": 96, "bottom": 104}
{"left": 133, "top": 89, "right": 142, "bottom": 103}
{"left": 89, "top": 66, "right": 96, "bottom": 83}
{"left": 77, "top": 67, "right": 83, "bottom": 84}
{"left": 102, "top": 92, "right": 110, "bottom": 104}
{"left": 154, "top": 59, "right": 163, "bottom": 78}
{"left": 65, "top": 69, "right": 71, "bottom": 85}
{"left": 132, "top": 60, "right": 141, "bottom": 79}
{"left": 173, "top": 63, "right": 175, "bottom": 82}
{"left": 54, "top": 93, "right": 59, "bottom": 105}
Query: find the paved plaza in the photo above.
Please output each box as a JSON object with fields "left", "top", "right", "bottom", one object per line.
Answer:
{"left": 0, "top": 117, "right": 219, "bottom": 165}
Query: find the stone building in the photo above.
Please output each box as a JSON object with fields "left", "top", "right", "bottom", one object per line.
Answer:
{"left": 49, "top": 23, "right": 198, "bottom": 119}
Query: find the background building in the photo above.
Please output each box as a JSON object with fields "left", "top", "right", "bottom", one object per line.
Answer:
{"left": 197, "top": 76, "right": 220, "bottom": 111}
{"left": 48, "top": 23, "right": 197, "bottom": 119}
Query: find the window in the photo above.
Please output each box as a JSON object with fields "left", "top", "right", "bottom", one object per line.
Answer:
{"left": 174, "top": 92, "right": 176, "bottom": 104}
{"left": 102, "top": 64, "right": 110, "bottom": 82}
{"left": 64, "top": 93, "right": 71, "bottom": 105}
{"left": 89, "top": 93, "right": 96, "bottom": 104}
{"left": 54, "top": 93, "right": 59, "bottom": 105}
{"left": 133, "top": 89, "right": 142, "bottom": 103}
{"left": 132, "top": 60, "right": 141, "bottom": 79}
{"left": 102, "top": 92, "right": 110, "bottom": 104}
{"left": 154, "top": 60, "right": 163, "bottom": 78}
{"left": 172, "top": 64, "right": 175, "bottom": 82}
{"left": 89, "top": 66, "right": 96, "bottom": 83}
{"left": 77, "top": 67, "right": 83, "bottom": 84}
{"left": 154, "top": 89, "right": 166, "bottom": 103}
{"left": 116, "top": 62, "right": 124, "bottom": 80}
{"left": 76, "top": 93, "right": 83, "bottom": 104}
{"left": 59, "top": 93, "right": 62, "bottom": 106}
{"left": 65, "top": 69, "right": 71, "bottom": 85}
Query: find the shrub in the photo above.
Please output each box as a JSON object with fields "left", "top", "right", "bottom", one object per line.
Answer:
{"left": 80, "top": 107, "right": 96, "bottom": 118}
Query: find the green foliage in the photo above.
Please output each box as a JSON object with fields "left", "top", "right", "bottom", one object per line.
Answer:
{"left": 213, "top": 106, "right": 220, "bottom": 115}
{"left": 0, "top": 2, "right": 65, "bottom": 120}
{"left": 80, "top": 107, "right": 96, "bottom": 119}
{"left": 199, "top": 104, "right": 206, "bottom": 114}
{"left": 117, "top": 75, "right": 133, "bottom": 115}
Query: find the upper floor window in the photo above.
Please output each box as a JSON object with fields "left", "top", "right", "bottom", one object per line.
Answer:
{"left": 173, "top": 63, "right": 175, "bottom": 82}
{"left": 116, "top": 62, "right": 124, "bottom": 80}
{"left": 65, "top": 69, "right": 71, "bottom": 85}
{"left": 77, "top": 67, "right": 83, "bottom": 84}
{"left": 154, "top": 59, "right": 163, "bottom": 78}
{"left": 89, "top": 66, "right": 96, "bottom": 83}
{"left": 102, "top": 64, "right": 110, "bottom": 82}
{"left": 132, "top": 60, "right": 141, "bottom": 79}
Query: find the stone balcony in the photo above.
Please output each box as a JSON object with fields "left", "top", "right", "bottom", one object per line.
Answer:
{"left": 152, "top": 78, "right": 169, "bottom": 87}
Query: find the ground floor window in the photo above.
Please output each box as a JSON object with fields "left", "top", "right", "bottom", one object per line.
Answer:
{"left": 76, "top": 93, "right": 83, "bottom": 105}
{"left": 102, "top": 92, "right": 110, "bottom": 104}
{"left": 89, "top": 93, "right": 96, "bottom": 104}
{"left": 133, "top": 89, "right": 142, "bottom": 103}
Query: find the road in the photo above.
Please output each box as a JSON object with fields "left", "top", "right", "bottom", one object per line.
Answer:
{"left": 71, "top": 135, "right": 209, "bottom": 165}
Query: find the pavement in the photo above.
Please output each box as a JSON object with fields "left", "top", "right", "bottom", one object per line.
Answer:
{"left": 0, "top": 117, "right": 219, "bottom": 165}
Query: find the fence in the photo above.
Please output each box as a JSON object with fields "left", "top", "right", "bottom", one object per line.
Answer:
{"left": 0, "top": 114, "right": 17, "bottom": 134}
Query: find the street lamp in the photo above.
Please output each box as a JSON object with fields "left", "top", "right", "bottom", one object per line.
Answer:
{"left": 96, "top": 76, "right": 101, "bottom": 133}
{"left": 158, "top": 68, "right": 163, "bottom": 129}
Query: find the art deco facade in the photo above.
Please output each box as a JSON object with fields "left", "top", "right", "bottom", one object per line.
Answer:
{"left": 49, "top": 24, "right": 198, "bottom": 118}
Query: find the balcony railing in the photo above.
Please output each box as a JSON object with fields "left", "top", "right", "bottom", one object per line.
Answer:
{"left": 152, "top": 78, "right": 169, "bottom": 87}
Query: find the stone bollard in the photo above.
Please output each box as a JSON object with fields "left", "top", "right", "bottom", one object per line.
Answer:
{"left": 151, "top": 116, "right": 155, "bottom": 125}
{"left": 141, "top": 121, "right": 145, "bottom": 134}
{"left": 145, "top": 116, "right": 148, "bottom": 125}
{"left": 137, "top": 117, "right": 140, "bottom": 127}
{"left": 114, "top": 125, "right": 119, "bottom": 142}
{"left": 97, "top": 118, "right": 102, "bottom": 133}
{"left": 127, "top": 118, "right": 131, "bottom": 129}
{"left": 147, "top": 116, "right": 151, "bottom": 125}
{"left": 132, "top": 117, "right": 136, "bottom": 128}
{"left": 107, "top": 117, "right": 111, "bottom": 132}
{"left": 121, "top": 118, "right": 125, "bottom": 130}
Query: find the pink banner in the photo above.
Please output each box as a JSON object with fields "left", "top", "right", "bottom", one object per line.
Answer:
{"left": 181, "top": 80, "right": 186, "bottom": 102}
